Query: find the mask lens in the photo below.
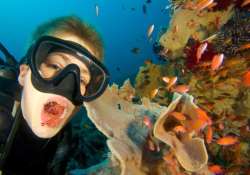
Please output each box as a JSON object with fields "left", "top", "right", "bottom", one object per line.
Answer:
{"left": 33, "top": 40, "right": 108, "bottom": 100}
{"left": 84, "top": 64, "right": 106, "bottom": 97}
{"left": 35, "top": 42, "right": 75, "bottom": 80}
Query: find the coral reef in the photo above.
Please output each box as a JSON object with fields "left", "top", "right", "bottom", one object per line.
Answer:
{"left": 83, "top": 83, "right": 166, "bottom": 175}
{"left": 188, "top": 56, "right": 250, "bottom": 116}
{"left": 159, "top": 5, "right": 233, "bottom": 58}
{"left": 144, "top": 1, "right": 250, "bottom": 174}
{"left": 134, "top": 61, "right": 163, "bottom": 99}
{"left": 134, "top": 1, "right": 250, "bottom": 174}
{"left": 69, "top": 82, "right": 212, "bottom": 175}
{"left": 184, "top": 40, "right": 216, "bottom": 70}
{"left": 213, "top": 10, "right": 250, "bottom": 57}
{"left": 68, "top": 1, "right": 250, "bottom": 174}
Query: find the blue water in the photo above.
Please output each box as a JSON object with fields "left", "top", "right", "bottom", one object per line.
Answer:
{"left": 0, "top": 0, "right": 170, "bottom": 84}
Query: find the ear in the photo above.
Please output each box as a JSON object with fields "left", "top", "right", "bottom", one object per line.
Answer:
{"left": 18, "top": 64, "right": 29, "bottom": 86}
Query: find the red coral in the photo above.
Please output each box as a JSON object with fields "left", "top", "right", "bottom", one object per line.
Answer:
{"left": 184, "top": 40, "right": 216, "bottom": 71}
{"left": 212, "top": 0, "right": 235, "bottom": 11}
{"left": 235, "top": 0, "right": 250, "bottom": 9}
{"left": 207, "top": 0, "right": 249, "bottom": 11}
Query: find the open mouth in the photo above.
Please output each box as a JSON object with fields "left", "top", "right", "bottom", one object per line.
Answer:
{"left": 41, "top": 97, "right": 68, "bottom": 128}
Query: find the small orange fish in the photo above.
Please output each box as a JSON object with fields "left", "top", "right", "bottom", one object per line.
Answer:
{"left": 196, "top": 108, "right": 212, "bottom": 125}
{"left": 208, "top": 165, "right": 224, "bottom": 174}
{"left": 171, "top": 85, "right": 190, "bottom": 93}
{"left": 189, "top": 108, "right": 212, "bottom": 132}
{"left": 237, "top": 43, "right": 250, "bottom": 51}
{"left": 207, "top": 2, "right": 217, "bottom": 9}
{"left": 216, "top": 136, "right": 238, "bottom": 146}
{"left": 211, "top": 53, "right": 224, "bottom": 71}
{"left": 241, "top": 0, "right": 250, "bottom": 7}
{"left": 162, "top": 76, "right": 170, "bottom": 83}
{"left": 205, "top": 126, "right": 213, "bottom": 144}
{"left": 196, "top": 42, "right": 208, "bottom": 63}
{"left": 195, "top": 0, "right": 214, "bottom": 11}
{"left": 144, "top": 59, "right": 152, "bottom": 65}
{"left": 189, "top": 118, "right": 208, "bottom": 133}
{"left": 167, "top": 76, "right": 178, "bottom": 90}
{"left": 151, "top": 88, "right": 159, "bottom": 98}
{"left": 169, "top": 111, "right": 186, "bottom": 121}
{"left": 173, "top": 125, "right": 187, "bottom": 133}
{"left": 242, "top": 70, "right": 250, "bottom": 87}
{"left": 143, "top": 116, "right": 152, "bottom": 129}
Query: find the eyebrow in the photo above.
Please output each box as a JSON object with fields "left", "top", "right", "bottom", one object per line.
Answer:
{"left": 54, "top": 52, "right": 90, "bottom": 75}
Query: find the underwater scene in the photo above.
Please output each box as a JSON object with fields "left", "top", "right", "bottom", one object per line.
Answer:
{"left": 0, "top": 0, "right": 250, "bottom": 175}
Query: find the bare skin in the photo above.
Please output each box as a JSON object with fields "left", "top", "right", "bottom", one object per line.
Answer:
{"left": 18, "top": 33, "right": 98, "bottom": 138}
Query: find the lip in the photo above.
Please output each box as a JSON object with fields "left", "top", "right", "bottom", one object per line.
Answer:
{"left": 41, "top": 95, "right": 69, "bottom": 128}
{"left": 45, "top": 96, "right": 69, "bottom": 109}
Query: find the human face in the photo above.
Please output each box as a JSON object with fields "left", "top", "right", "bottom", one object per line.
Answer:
{"left": 18, "top": 34, "right": 96, "bottom": 138}
{"left": 39, "top": 51, "right": 91, "bottom": 95}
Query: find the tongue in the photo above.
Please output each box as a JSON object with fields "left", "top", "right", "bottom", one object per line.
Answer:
{"left": 41, "top": 101, "right": 66, "bottom": 127}
{"left": 44, "top": 101, "right": 65, "bottom": 116}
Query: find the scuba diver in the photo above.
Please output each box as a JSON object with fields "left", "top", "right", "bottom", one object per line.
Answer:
{"left": 0, "top": 16, "right": 109, "bottom": 175}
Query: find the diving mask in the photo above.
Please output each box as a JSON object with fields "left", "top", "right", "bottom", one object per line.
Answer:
{"left": 27, "top": 36, "right": 110, "bottom": 105}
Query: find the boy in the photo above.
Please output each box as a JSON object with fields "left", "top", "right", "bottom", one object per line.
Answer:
{"left": 0, "top": 15, "right": 109, "bottom": 175}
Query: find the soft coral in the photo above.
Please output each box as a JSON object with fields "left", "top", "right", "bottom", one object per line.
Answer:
{"left": 210, "top": 0, "right": 249, "bottom": 11}
{"left": 184, "top": 40, "right": 216, "bottom": 71}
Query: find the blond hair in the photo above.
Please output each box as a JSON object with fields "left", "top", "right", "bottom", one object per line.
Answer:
{"left": 21, "top": 16, "right": 104, "bottom": 64}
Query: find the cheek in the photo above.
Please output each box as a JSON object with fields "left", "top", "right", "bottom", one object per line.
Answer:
{"left": 21, "top": 73, "right": 44, "bottom": 121}
{"left": 40, "top": 63, "right": 54, "bottom": 78}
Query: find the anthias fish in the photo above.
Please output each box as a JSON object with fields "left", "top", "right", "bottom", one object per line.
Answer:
{"left": 211, "top": 53, "right": 224, "bottom": 71}
{"left": 216, "top": 136, "right": 238, "bottom": 146}
{"left": 147, "top": 24, "right": 155, "bottom": 38}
